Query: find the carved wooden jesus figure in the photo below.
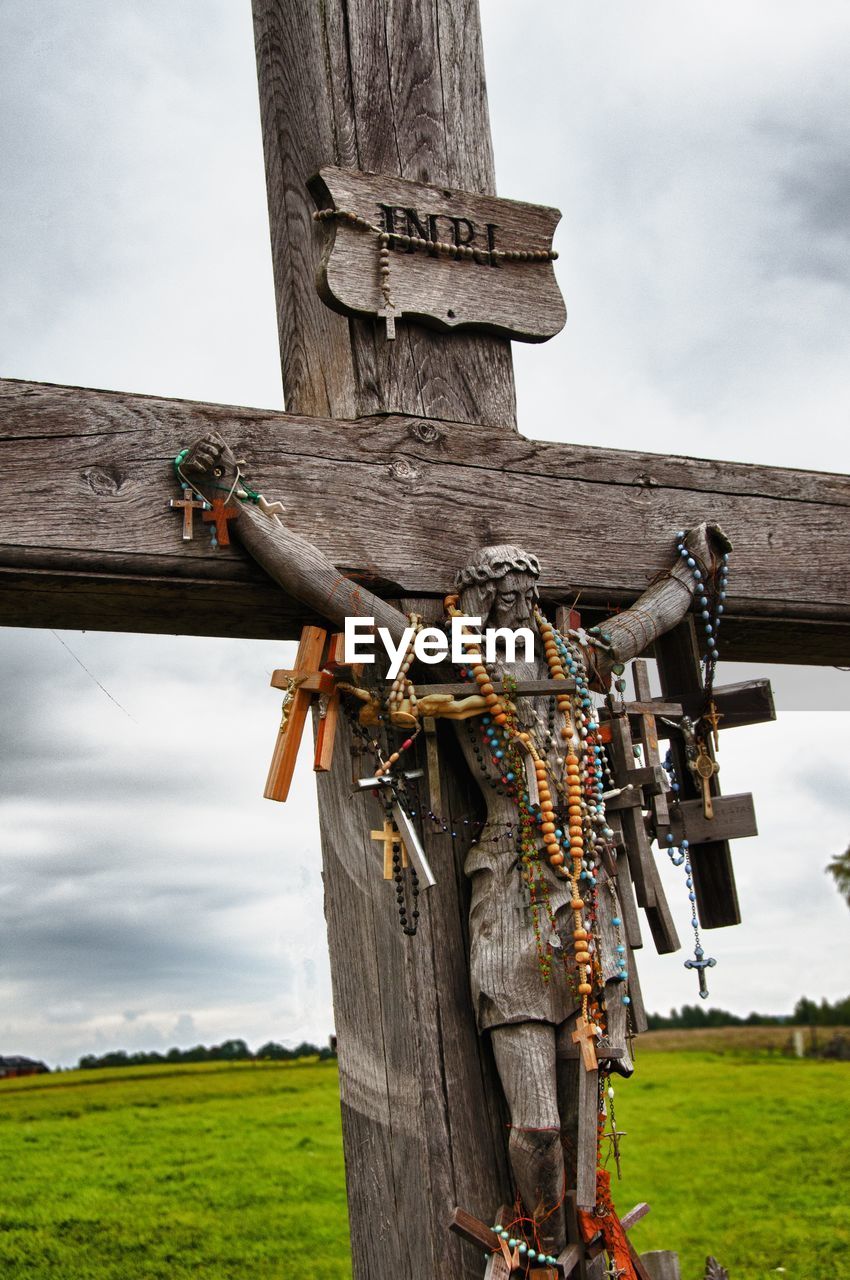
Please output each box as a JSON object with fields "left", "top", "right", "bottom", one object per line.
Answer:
{"left": 181, "top": 433, "right": 729, "bottom": 1260}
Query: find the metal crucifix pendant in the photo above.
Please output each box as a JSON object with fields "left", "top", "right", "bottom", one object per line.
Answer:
{"left": 356, "top": 769, "right": 436, "bottom": 888}
{"left": 684, "top": 944, "right": 717, "bottom": 999}
{"left": 690, "top": 741, "right": 719, "bottom": 819}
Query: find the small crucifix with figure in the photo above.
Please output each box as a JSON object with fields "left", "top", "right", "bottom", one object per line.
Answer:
{"left": 168, "top": 485, "right": 209, "bottom": 540}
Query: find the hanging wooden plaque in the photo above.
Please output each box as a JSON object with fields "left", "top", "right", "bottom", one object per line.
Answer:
{"left": 310, "top": 166, "right": 566, "bottom": 342}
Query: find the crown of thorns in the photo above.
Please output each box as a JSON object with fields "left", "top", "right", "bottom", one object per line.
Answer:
{"left": 455, "top": 546, "right": 541, "bottom": 590}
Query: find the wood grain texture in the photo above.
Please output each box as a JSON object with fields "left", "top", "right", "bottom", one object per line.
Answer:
{"left": 252, "top": 0, "right": 517, "bottom": 428}
{"left": 249, "top": 5, "right": 521, "bottom": 1265}
{"left": 315, "top": 690, "right": 511, "bottom": 1280}
{"left": 639, "top": 1251, "right": 682, "bottom": 1280}
{"left": 313, "top": 167, "right": 566, "bottom": 340}
{"left": 667, "top": 794, "right": 758, "bottom": 845}
{"left": 2, "top": 378, "right": 848, "bottom": 663}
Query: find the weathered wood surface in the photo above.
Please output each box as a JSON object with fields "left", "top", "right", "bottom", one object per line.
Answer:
{"left": 2, "top": 378, "right": 849, "bottom": 663}
{"left": 252, "top": 0, "right": 516, "bottom": 428}
{"left": 314, "top": 699, "right": 511, "bottom": 1279}
{"left": 668, "top": 793, "right": 758, "bottom": 845}
{"left": 639, "top": 1251, "right": 682, "bottom": 1280}
{"left": 678, "top": 677, "right": 775, "bottom": 731}
{"left": 312, "top": 166, "right": 566, "bottom": 340}
{"left": 251, "top": 2, "right": 520, "bottom": 1276}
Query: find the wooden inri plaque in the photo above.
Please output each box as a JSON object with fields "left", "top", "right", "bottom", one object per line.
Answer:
{"left": 310, "top": 166, "right": 566, "bottom": 342}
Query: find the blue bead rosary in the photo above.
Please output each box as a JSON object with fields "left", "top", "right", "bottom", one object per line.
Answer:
{"left": 662, "top": 749, "right": 717, "bottom": 999}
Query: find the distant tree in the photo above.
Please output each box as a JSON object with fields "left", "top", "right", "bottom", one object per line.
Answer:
{"left": 826, "top": 843, "right": 850, "bottom": 908}
{"left": 74, "top": 1034, "right": 338, "bottom": 1072}
{"left": 182, "top": 1045, "right": 210, "bottom": 1063}
{"left": 257, "top": 1041, "right": 292, "bottom": 1060}
{"left": 214, "top": 1039, "right": 252, "bottom": 1061}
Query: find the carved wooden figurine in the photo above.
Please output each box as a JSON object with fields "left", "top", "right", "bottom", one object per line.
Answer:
{"left": 180, "top": 432, "right": 732, "bottom": 1263}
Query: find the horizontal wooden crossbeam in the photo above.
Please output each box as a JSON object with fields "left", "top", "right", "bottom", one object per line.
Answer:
{"left": 1, "top": 377, "right": 848, "bottom": 663}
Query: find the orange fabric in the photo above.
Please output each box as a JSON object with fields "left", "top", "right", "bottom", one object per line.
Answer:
{"left": 577, "top": 1168, "right": 638, "bottom": 1280}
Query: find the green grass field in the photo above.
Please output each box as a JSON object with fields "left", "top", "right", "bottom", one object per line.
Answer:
{"left": 1, "top": 1042, "right": 848, "bottom": 1279}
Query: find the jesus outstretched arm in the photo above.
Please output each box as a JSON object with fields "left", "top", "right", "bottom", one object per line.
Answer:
{"left": 180, "top": 431, "right": 410, "bottom": 645}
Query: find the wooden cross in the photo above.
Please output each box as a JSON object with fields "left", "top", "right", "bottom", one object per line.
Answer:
{"left": 264, "top": 625, "right": 360, "bottom": 800}
{"left": 312, "top": 631, "right": 361, "bottom": 771}
{"left": 371, "top": 818, "right": 408, "bottom": 879}
{"left": 169, "top": 486, "right": 208, "bottom": 540}
{"left": 600, "top": 706, "right": 680, "bottom": 959}
{"left": 653, "top": 619, "right": 775, "bottom": 929}
{"left": 631, "top": 658, "right": 669, "bottom": 828}
{"left": 570, "top": 1015, "right": 598, "bottom": 1073}
{"left": 377, "top": 300, "right": 400, "bottom": 339}
{"left": 263, "top": 622, "right": 360, "bottom": 793}
{"left": 1, "top": 6, "right": 847, "bottom": 1280}
{"left": 265, "top": 625, "right": 328, "bottom": 801}
{"left": 202, "top": 495, "right": 239, "bottom": 547}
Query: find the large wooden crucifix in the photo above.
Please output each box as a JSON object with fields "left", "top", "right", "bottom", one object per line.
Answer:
{"left": 1, "top": 3, "right": 849, "bottom": 1279}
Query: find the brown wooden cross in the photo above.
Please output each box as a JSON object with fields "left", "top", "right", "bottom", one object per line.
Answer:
{"left": 202, "top": 495, "right": 240, "bottom": 547}
{"left": 169, "top": 486, "right": 208, "bottom": 540}
{"left": 265, "top": 625, "right": 360, "bottom": 800}
{"left": 1, "top": 5, "right": 848, "bottom": 1280}
{"left": 371, "top": 818, "right": 409, "bottom": 879}
{"left": 377, "top": 300, "right": 400, "bottom": 340}
{"left": 570, "top": 1015, "right": 599, "bottom": 1073}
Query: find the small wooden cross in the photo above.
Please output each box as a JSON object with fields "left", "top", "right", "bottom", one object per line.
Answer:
{"left": 378, "top": 300, "right": 400, "bottom": 339}
{"left": 169, "top": 486, "right": 208, "bottom": 540}
{"left": 202, "top": 495, "right": 240, "bottom": 546}
{"left": 448, "top": 1207, "right": 512, "bottom": 1278}
{"left": 571, "top": 1015, "right": 598, "bottom": 1072}
{"left": 313, "top": 632, "right": 361, "bottom": 772}
{"left": 265, "top": 626, "right": 362, "bottom": 800}
{"left": 371, "top": 819, "right": 408, "bottom": 879}
{"left": 630, "top": 658, "right": 669, "bottom": 828}
{"left": 265, "top": 625, "right": 329, "bottom": 802}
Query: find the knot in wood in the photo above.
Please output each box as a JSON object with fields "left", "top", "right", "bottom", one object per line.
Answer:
{"left": 409, "top": 419, "right": 443, "bottom": 445}
{"left": 387, "top": 455, "right": 419, "bottom": 482}
{"left": 84, "top": 465, "right": 123, "bottom": 496}
{"left": 634, "top": 471, "right": 658, "bottom": 489}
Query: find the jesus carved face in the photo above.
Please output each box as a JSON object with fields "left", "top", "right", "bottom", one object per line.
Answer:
{"left": 487, "top": 569, "right": 537, "bottom": 631}
{"left": 455, "top": 544, "right": 541, "bottom": 659}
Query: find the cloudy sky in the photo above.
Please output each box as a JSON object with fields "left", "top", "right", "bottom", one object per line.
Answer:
{"left": 1, "top": 1, "right": 848, "bottom": 1067}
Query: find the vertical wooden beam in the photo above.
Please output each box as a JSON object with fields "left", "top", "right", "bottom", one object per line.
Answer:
{"left": 252, "top": 0, "right": 517, "bottom": 429}
{"left": 251, "top": 5, "right": 517, "bottom": 1275}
